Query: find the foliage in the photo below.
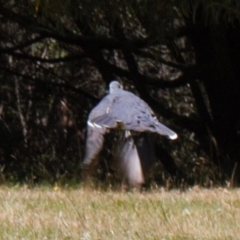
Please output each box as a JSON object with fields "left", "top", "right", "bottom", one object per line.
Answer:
{"left": 0, "top": 0, "right": 240, "bottom": 185}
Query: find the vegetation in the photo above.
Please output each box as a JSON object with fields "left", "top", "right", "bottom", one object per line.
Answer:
{"left": 0, "top": 186, "right": 240, "bottom": 239}
{"left": 0, "top": 0, "right": 240, "bottom": 185}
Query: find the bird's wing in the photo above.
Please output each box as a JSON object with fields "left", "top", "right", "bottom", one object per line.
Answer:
{"left": 108, "top": 91, "right": 178, "bottom": 139}
{"left": 87, "top": 94, "right": 121, "bottom": 129}
{"left": 82, "top": 126, "right": 105, "bottom": 168}
{"left": 83, "top": 95, "right": 113, "bottom": 167}
{"left": 90, "top": 113, "right": 118, "bottom": 128}
{"left": 134, "top": 132, "right": 156, "bottom": 177}
{"left": 113, "top": 131, "right": 144, "bottom": 187}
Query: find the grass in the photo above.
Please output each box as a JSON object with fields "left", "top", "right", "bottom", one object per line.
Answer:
{"left": 0, "top": 185, "right": 239, "bottom": 239}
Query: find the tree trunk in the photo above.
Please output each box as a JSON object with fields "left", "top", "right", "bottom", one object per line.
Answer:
{"left": 186, "top": 17, "right": 240, "bottom": 182}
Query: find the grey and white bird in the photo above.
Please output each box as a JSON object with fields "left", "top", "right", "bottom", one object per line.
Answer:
{"left": 82, "top": 81, "right": 177, "bottom": 187}
{"left": 87, "top": 81, "right": 177, "bottom": 139}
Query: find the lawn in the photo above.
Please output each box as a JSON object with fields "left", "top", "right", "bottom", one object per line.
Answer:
{"left": 0, "top": 185, "right": 239, "bottom": 239}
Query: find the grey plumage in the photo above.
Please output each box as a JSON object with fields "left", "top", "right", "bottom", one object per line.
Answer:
{"left": 88, "top": 81, "right": 177, "bottom": 139}
{"left": 114, "top": 131, "right": 144, "bottom": 187}
{"left": 113, "top": 132, "right": 155, "bottom": 188}
{"left": 83, "top": 81, "right": 177, "bottom": 188}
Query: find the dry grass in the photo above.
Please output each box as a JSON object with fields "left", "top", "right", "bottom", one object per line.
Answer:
{"left": 0, "top": 185, "right": 240, "bottom": 239}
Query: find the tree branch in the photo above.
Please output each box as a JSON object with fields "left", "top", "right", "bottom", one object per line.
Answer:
{"left": 95, "top": 54, "right": 196, "bottom": 89}
{"left": 0, "top": 67, "right": 98, "bottom": 102}
{"left": 0, "top": 7, "right": 150, "bottom": 50}
{"left": 0, "top": 36, "right": 46, "bottom": 54}
{"left": 7, "top": 52, "right": 90, "bottom": 63}
{"left": 133, "top": 49, "right": 192, "bottom": 70}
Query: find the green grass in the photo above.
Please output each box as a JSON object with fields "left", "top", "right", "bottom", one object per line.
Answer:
{"left": 0, "top": 185, "right": 239, "bottom": 239}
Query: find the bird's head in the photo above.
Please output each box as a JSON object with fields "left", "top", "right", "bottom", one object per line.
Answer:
{"left": 109, "top": 81, "right": 123, "bottom": 93}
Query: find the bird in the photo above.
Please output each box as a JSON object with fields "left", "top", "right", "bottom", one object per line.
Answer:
{"left": 87, "top": 81, "right": 177, "bottom": 139}
{"left": 82, "top": 81, "right": 177, "bottom": 188}
{"left": 112, "top": 131, "right": 155, "bottom": 189}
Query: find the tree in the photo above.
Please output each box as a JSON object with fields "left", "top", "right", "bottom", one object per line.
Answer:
{"left": 0, "top": 0, "right": 239, "bottom": 186}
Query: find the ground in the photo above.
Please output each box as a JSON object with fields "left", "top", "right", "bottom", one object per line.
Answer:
{"left": 0, "top": 185, "right": 239, "bottom": 239}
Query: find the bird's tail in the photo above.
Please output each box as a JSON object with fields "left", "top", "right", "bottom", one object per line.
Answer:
{"left": 155, "top": 122, "right": 178, "bottom": 140}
